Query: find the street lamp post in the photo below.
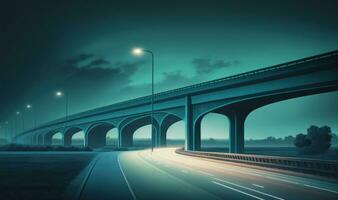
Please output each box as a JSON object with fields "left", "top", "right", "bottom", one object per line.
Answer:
{"left": 21, "top": 110, "right": 25, "bottom": 132}
{"left": 15, "top": 111, "right": 20, "bottom": 142}
{"left": 4, "top": 121, "right": 9, "bottom": 142}
{"left": 26, "top": 104, "right": 37, "bottom": 129}
{"left": 132, "top": 47, "right": 155, "bottom": 152}
{"left": 56, "top": 91, "right": 69, "bottom": 144}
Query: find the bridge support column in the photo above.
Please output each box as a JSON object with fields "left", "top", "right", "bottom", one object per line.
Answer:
{"left": 228, "top": 111, "right": 248, "bottom": 154}
{"left": 153, "top": 126, "right": 160, "bottom": 148}
{"left": 117, "top": 128, "right": 122, "bottom": 148}
{"left": 84, "top": 136, "right": 88, "bottom": 147}
{"left": 64, "top": 134, "right": 72, "bottom": 147}
{"left": 185, "top": 96, "right": 200, "bottom": 151}
{"left": 61, "top": 134, "right": 65, "bottom": 146}
{"left": 159, "top": 126, "right": 167, "bottom": 147}
{"left": 121, "top": 128, "right": 133, "bottom": 148}
{"left": 193, "top": 118, "right": 201, "bottom": 151}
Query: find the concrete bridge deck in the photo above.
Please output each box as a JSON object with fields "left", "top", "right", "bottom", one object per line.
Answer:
{"left": 15, "top": 50, "right": 338, "bottom": 153}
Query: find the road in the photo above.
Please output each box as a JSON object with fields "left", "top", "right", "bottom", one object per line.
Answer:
{"left": 75, "top": 148, "right": 338, "bottom": 200}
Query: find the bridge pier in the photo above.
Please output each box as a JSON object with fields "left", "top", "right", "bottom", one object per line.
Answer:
{"left": 64, "top": 134, "right": 72, "bottom": 146}
{"left": 185, "top": 96, "right": 193, "bottom": 151}
{"left": 185, "top": 96, "right": 201, "bottom": 151}
{"left": 117, "top": 129, "right": 122, "bottom": 148}
{"left": 228, "top": 111, "right": 248, "bottom": 154}
{"left": 121, "top": 128, "right": 134, "bottom": 147}
{"left": 159, "top": 127, "right": 167, "bottom": 147}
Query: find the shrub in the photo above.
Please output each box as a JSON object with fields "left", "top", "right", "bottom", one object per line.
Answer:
{"left": 294, "top": 125, "right": 332, "bottom": 154}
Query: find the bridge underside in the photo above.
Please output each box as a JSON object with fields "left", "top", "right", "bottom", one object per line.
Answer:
{"left": 15, "top": 51, "right": 338, "bottom": 155}
{"left": 120, "top": 116, "right": 159, "bottom": 148}
{"left": 86, "top": 123, "right": 114, "bottom": 148}
{"left": 64, "top": 127, "right": 82, "bottom": 146}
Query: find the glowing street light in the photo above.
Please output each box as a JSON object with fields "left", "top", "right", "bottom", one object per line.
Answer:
{"left": 26, "top": 104, "right": 32, "bottom": 109}
{"left": 55, "top": 90, "right": 69, "bottom": 142}
{"left": 56, "top": 91, "right": 63, "bottom": 97}
{"left": 132, "top": 48, "right": 144, "bottom": 56}
{"left": 132, "top": 47, "right": 155, "bottom": 152}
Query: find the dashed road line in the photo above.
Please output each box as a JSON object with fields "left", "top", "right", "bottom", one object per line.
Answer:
{"left": 252, "top": 184, "right": 264, "bottom": 188}
{"left": 117, "top": 154, "right": 137, "bottom": 200}
{"left": 212, "top": 181, "right": 265, "bottom": 200}
{"left": 214, "top": 178, "right": 285, "bottom": 200}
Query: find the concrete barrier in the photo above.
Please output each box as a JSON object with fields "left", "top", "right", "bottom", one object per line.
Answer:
{"left": 175, "top": 148, "right": 338, "bottom": 178}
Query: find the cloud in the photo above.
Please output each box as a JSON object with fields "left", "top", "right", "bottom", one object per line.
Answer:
{"left": 30, "top": 53, "right": 145, "bottom": 105}
{"left": 67, "top": 54, "right": 94, "bottom": 65}
{"left": 85, "top": 59, "right": 110, "bottom": 68}
{"left": 192, "top": 58, "right": 239, "bottom": 74}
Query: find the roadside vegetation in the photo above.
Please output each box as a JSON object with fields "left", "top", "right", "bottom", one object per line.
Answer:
{"left": 294, "top": 125, "right": 333, "bottom": 154}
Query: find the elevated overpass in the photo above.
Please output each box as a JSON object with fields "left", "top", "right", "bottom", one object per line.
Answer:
{"left": 16, "top": 50, "right": 338, "bottom": 153}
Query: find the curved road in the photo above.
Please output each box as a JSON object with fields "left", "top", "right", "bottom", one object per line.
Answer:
{"left": 76, "top": 148, "right": 338, "bottom": 200}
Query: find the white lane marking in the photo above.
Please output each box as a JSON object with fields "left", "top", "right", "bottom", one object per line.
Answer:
{"left": 181, "top": 170, "right": 189, "bottom": 174}
{"left": 212, "top": 181, "right": 265, "bottom": 200}
{"left": 205, "top": 162, "right": 300, "bottom": 185}
{"left": 252, "top": 184, "right": 264, "bottom": 188}
{"left": 174, "top": 150, "right": 338, "bottom": 195}
{"left": 174, "top": 152, "right": 305, "bottom": 186}
{"left": 214, "top": 178, "right": 285, "bottom": 200}
{"left": 197, "top": 170, "right": 215, "bottom": 177}
{"left": 78, "top": 154, "right": 102, "bottom": 200}
{"left": 117, "top": 154, "right": 137, "bottom": 200}
{"left": 303, "top": 184, "right": 338, "bottom": 194}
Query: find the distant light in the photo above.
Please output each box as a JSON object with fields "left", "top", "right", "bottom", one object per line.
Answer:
{"left": 5, "top": 121, "right": 8, "bottom": 124}
{"left": 16, "top": 111, "right": 20, "bottom": 115}
{"left": 26, "top": 104, "right": 32, "bottom": 109}
{"left": 132, "top": 48, "right": 143, "bottom": 56}
{"left": 56, "top": 91, "right": 63, "bottom": 97}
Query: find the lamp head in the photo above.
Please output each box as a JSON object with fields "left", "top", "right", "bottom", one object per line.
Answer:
{"left": 56, "top": 91, "right": 63, "bottom": 97}
{"left": 132, "top": 48, "right": 144, "bottom": 56}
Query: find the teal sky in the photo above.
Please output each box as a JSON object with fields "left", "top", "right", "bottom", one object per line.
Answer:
{"left": 1, "top": 0, "right": 338, "bottom": 140}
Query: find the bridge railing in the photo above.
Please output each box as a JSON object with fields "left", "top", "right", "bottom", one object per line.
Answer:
{"left": 66, "top": 50, "right": 338, "bottom": 119}
{"left": 176, "top": 148, "right": 338, "bottom": 178}
{"left": 155, "top": 50, "right": 338, "bottom": 97}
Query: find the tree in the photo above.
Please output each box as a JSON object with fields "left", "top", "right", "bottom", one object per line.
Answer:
{"left": 284, "top": 136, "right": 295, "bottom": 143}
{"left": 294, "top": 125, "right": 333, "bottom": 154}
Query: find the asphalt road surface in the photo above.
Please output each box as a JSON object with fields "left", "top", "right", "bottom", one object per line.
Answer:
{"left": 77, "top": 148, "right": 338, "bottom": 200}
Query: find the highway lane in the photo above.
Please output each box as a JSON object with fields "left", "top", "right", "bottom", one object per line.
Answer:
{"left": 78, "top": 148, "right": 338, "bottom": 200}
{"left": 78, "top": 152, "right": 134, "bottom": 200}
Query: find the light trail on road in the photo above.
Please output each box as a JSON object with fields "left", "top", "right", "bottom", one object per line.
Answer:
{"left": 76, "top": 148, "right": 338, "bottom": 200}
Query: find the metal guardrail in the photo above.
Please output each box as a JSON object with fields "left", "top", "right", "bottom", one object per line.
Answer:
{"left": 18, "top": 50, "right": 338, "bottom": 136}
{"left": 175, "top": 149, "right": 338, "bottom": 178}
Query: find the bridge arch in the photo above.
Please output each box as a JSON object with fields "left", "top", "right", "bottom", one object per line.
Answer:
{"left": 44, "top": 130, "right": 63, "bottom": 145}
{"left": 85, "top": 122, "right": 115, "bottom": 148}
{"left": 159, "top": 114, "right": 183, "bottom": 147}
{"left": 245, "top": 91, "right": 338, "bottom": 151}
{"left": 120, "top": 115, "right": 159, "bottom": 148}
{"left": 64, "top": 127, "right": 83, "bottom": 146}
{"left": 191, "top": 82, "right": 338, "bottom": 153}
